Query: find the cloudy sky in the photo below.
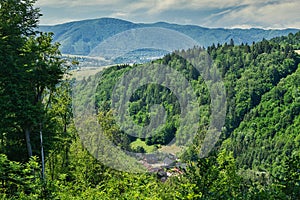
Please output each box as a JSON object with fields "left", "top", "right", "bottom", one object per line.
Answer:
{"left": 36, "top": 0, "right": 300, "bottom": 29}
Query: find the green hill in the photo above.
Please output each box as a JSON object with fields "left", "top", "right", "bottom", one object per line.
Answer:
{"left": 93, "top": 31, "right": 300, "bottom": 173}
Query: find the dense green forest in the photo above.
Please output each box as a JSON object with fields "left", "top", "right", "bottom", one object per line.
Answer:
{"left": 1, "top": 0, "right": 300, "bottom": 199}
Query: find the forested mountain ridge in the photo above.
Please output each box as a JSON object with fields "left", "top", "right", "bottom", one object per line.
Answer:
{"left": 91, "top": 31, "right": 300, "bottom": 198}
{"left": 94, "top": 30, "right": 300, "bottom": 150}
{"left": 39, "top": 17, "right": 299, "bottom": 56}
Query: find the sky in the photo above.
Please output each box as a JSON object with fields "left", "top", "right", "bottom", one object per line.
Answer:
{"left": 36, "top": 0, "right": 300, "bottom": 29}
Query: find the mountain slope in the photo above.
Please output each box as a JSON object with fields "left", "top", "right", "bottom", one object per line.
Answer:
{"left": 220, "top": 32, "right": 300, "bottom": 176}
{"left": 224, "top": 67, "right": 300, "bottom": 175}
{"left": 91, "top": 31, "right": 300, "bottom": 166}
{"left": 39, "top": 18, "right": 299, "bottom": 56}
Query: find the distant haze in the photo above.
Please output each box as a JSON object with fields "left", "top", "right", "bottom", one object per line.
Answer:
{"left": 39, "top": 18, "right": 299, "bottom": 57}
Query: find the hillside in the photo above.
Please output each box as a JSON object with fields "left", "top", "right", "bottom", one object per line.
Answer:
{"left": 225, "top": 67, "right": 300, "bottom": 174}
{"left": 91, "top": 31, "right": 300, "bottom": 182}
{"left": 39, "top": 18, "right": 299, "bottom": 57}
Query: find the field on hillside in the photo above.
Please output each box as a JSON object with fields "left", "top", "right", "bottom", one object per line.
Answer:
{"left": 71, "top": 66, "right": 112, "bottom": 80}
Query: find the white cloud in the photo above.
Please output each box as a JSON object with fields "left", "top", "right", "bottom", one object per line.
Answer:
{"left": 36, "top": 0, "right": 122, "bottom": 7}
{"left": 198, "top": 0, "right": 300, "bottom": 28}
{"left": 36, "top": 0, "right": 300, "bottom": 28}
{"left": 110, "top": 11, "right": 130, "bottom": 18}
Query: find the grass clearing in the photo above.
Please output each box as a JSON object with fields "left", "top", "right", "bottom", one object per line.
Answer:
{"left": 130, "top": 139, "right": 157, "bottom": 153}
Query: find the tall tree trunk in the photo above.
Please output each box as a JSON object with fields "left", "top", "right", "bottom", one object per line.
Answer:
{"left": 1, "top": 131, "right": 4, "bottom": 153}
{"left": 64, "top": 121, "right": 69, "bottom": 168}
{"left": 40, "top": 124, "right": 45, "bottom": 180}
{"left": 25, "top": 127, "right": 33, "bottom": 157}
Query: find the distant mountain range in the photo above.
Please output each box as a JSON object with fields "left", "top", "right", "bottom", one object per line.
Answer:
{"left": 39, "top": 18, "right": 299, "bottom": 63}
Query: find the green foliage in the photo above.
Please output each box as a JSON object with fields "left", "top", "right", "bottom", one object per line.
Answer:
{"left": 98, "top": 110, "right": 131, "bottom": 151}
{"left": 94, "top": 31, "right": 300, "bottom": 157}
{"left": 0, "top": 0, "right": 70, "bottom": 161}
{"left": 225, "top": 67, "right": 300, "bottom": 175}
{"left": 0, "top": 154, "right": 43, "bottom": 199}
{"left": 1, "top": 1, "right": 300, "bottom": 198}
{"left": 0, "top": 0, "right": 41, "bottom": 160}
